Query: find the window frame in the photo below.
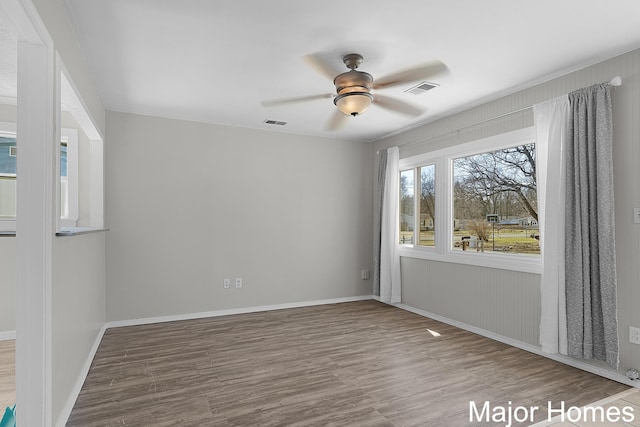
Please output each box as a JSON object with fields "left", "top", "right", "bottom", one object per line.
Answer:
{"left": 398, "top": 127, "right": 542, "bottom": 274}
{"left": 0, "top": 122, "right": 78, "bottom": 231}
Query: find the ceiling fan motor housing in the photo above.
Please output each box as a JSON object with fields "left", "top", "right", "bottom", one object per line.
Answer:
{"left": 333, "top": 70, "right": 373, "bottom": 94}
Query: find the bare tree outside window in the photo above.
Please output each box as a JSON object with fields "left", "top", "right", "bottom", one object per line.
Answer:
{"left": 399, "top": 169, "right": 414, "bottom": 244}
{"left": 453, "top": 144, "right": 540, "bottom": 254}
{"left": 419, "top": 165, "right": 435, "bottom": 247}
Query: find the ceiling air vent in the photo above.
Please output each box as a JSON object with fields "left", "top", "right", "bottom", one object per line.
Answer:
{"left": 263, "top": 119, "right": 287, "bottom": 126}
{"left": 404, "top": 81, "right": 439, "bottom": 95}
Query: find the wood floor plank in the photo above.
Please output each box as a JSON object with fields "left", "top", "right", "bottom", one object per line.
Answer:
{"left": 67, "top": 301, "right": 630, "bottom": 426}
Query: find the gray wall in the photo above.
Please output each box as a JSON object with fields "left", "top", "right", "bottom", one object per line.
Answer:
{"left": 375, "top": 49, "right": 640, "bottom": 376}
{"left": 401, "top": 258, "right": 541, "bottom": 346}
{"left": 52, "top": 232, "right": 106, "bottom": 423}
{"left": 105, "top": 112, "right": 374, "bottom": 321}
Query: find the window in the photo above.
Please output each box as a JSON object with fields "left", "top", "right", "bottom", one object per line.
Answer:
{"left": 418, "top": 165, "right": 436, "bottom": 247}
{"left": 0, "top": 122, "right": 78, "bottom": 231}
{"left": 452, "top": 144, "right": 538, "bottom": 255}
{"left": 398, "top": 127, "right": 541, "bottom": 273}
{"left": 399, "top": 165, "right": 436, "bottom": 246}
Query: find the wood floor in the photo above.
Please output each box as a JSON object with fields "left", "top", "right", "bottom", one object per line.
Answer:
{"left": 66, "top": 300, "right": 631, "bottom": 426}
{"left": 0, "top": 339, "right": 15, "bottom": 411}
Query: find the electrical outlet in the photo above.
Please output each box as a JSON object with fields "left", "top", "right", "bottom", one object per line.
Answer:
{"left": 634, "top": 208, "right": 640, "bottom": 224}
{"left": 361, "top": 269, "right": 370, "bottom": 280}
{"left": 223, "top": 279, "right": 230, "bottom": 289}
{"left": 630, "top": 326, "right": 640, "bottom": 345}
{"left": 235, "top": 277, "right": 242, "bottom": 288}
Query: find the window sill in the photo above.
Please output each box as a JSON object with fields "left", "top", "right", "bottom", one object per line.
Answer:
{"left": 56, "top": 227, "right": 109, "bottom": 237}
{"left": 0, "top": 227, "right": 109, "bottom": 237}
{"left": 399, "top": 246, "right": 542, "bottom": 275}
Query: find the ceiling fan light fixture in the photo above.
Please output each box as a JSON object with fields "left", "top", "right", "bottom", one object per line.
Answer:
{"left": 333, "top": 67, "right": 374, "bottom": 116}
{"left": 333, "top": 92, "right": 373, "bottom": 116}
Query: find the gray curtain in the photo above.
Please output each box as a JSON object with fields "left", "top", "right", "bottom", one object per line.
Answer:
{"left": 373, "top": 149, "right": 388, "bottom": 296}
{"left": 565, "top": 83, "right": 619, "bottom": 369}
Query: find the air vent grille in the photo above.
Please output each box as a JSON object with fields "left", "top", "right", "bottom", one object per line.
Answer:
{"left": 405, "top": 81, "right": 439, "bottom": 95}
{"left": 264, "top": 119, "right": 287, "bottom": 126}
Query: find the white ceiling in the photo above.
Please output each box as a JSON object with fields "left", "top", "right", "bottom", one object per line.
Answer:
{"left": 64, "top": 0, "right": 640, "bottom": 142}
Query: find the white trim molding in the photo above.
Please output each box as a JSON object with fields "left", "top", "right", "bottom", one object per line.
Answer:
{"left": 5, "top": 0, "right": 57, "bottom": 423}
{"left": 395, "top": 303, "right": 639, "bottom": 389}
{"left": 0, "top": 330, "right": 16, "bottom": 340}
{"left": 15, "top": 37, "right": 56, "bottom": 427}
{"left": 106, "top": 295, "right": 375, "bottom": 329}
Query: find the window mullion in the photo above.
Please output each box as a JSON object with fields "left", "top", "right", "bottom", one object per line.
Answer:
{"left": 413, "top": 167, "right": 419, "bottom": 247}
{"left": 437, "top": 157, "right": 451, "bottom": 255}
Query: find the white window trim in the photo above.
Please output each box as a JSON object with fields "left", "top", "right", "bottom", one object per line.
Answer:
{"left": 398, "top": 126, "right": 542, "bottom": 274}
{"left": 59, "top": 66, "right": 105, "bottom": 231}
{"left": 0, "top": 122, "right": 78, "bottom": 231}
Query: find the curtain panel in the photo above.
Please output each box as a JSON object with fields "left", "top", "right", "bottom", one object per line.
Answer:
{"left": 536, "top": 83, "right": 619, "bottom": 369}
{"left": 373, "top": 149, "right": 388, "bottom": 296}
{"left": 380, "top": 146, "right": 402, "bottom": 304}
{"left": 534, "top": 95, "right": 570, "bottom": 356}
{"left": 565, "top": 84, "right": 619, "bottom": 369}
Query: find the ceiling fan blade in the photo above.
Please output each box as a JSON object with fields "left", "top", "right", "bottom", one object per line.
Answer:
{"left": 373, "top": 60, "right": 449, "bottom": 90}
{"left": 261, "top": 93, "right": 332, "bottom": 108}
{"left": 373, "top": 94, "right": 425, "bottom": 117}
{"left": 303, "top": 53, "right": 343, "bottom": 81}
{"left": 326, "top": 109, "right": 349, "bottom": 131}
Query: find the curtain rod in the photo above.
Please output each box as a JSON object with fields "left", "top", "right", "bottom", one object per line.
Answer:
{"left": 377, "top": 75, "right": 622, "bottom": 154}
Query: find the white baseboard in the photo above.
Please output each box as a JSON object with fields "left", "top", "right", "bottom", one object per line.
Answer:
{"left": 106, "top": 295, "right": 375, "bottom": 329}
{"left": 55, "top": 324, "right": 107, "bottom": 427}
{"left": 0, "top": 330, "right": 16, "bottom": 341}
{"left": 394, "top": 302, "right": 639, "bottom": 389}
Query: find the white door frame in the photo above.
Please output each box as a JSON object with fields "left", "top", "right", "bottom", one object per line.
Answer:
{"left": 0, "top": 0, "right": 56, "bottom": 425}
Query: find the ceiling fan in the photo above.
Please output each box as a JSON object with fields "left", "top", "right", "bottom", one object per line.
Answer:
{"left": 262, "top": 52, "right": 448, "bottom": 130}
